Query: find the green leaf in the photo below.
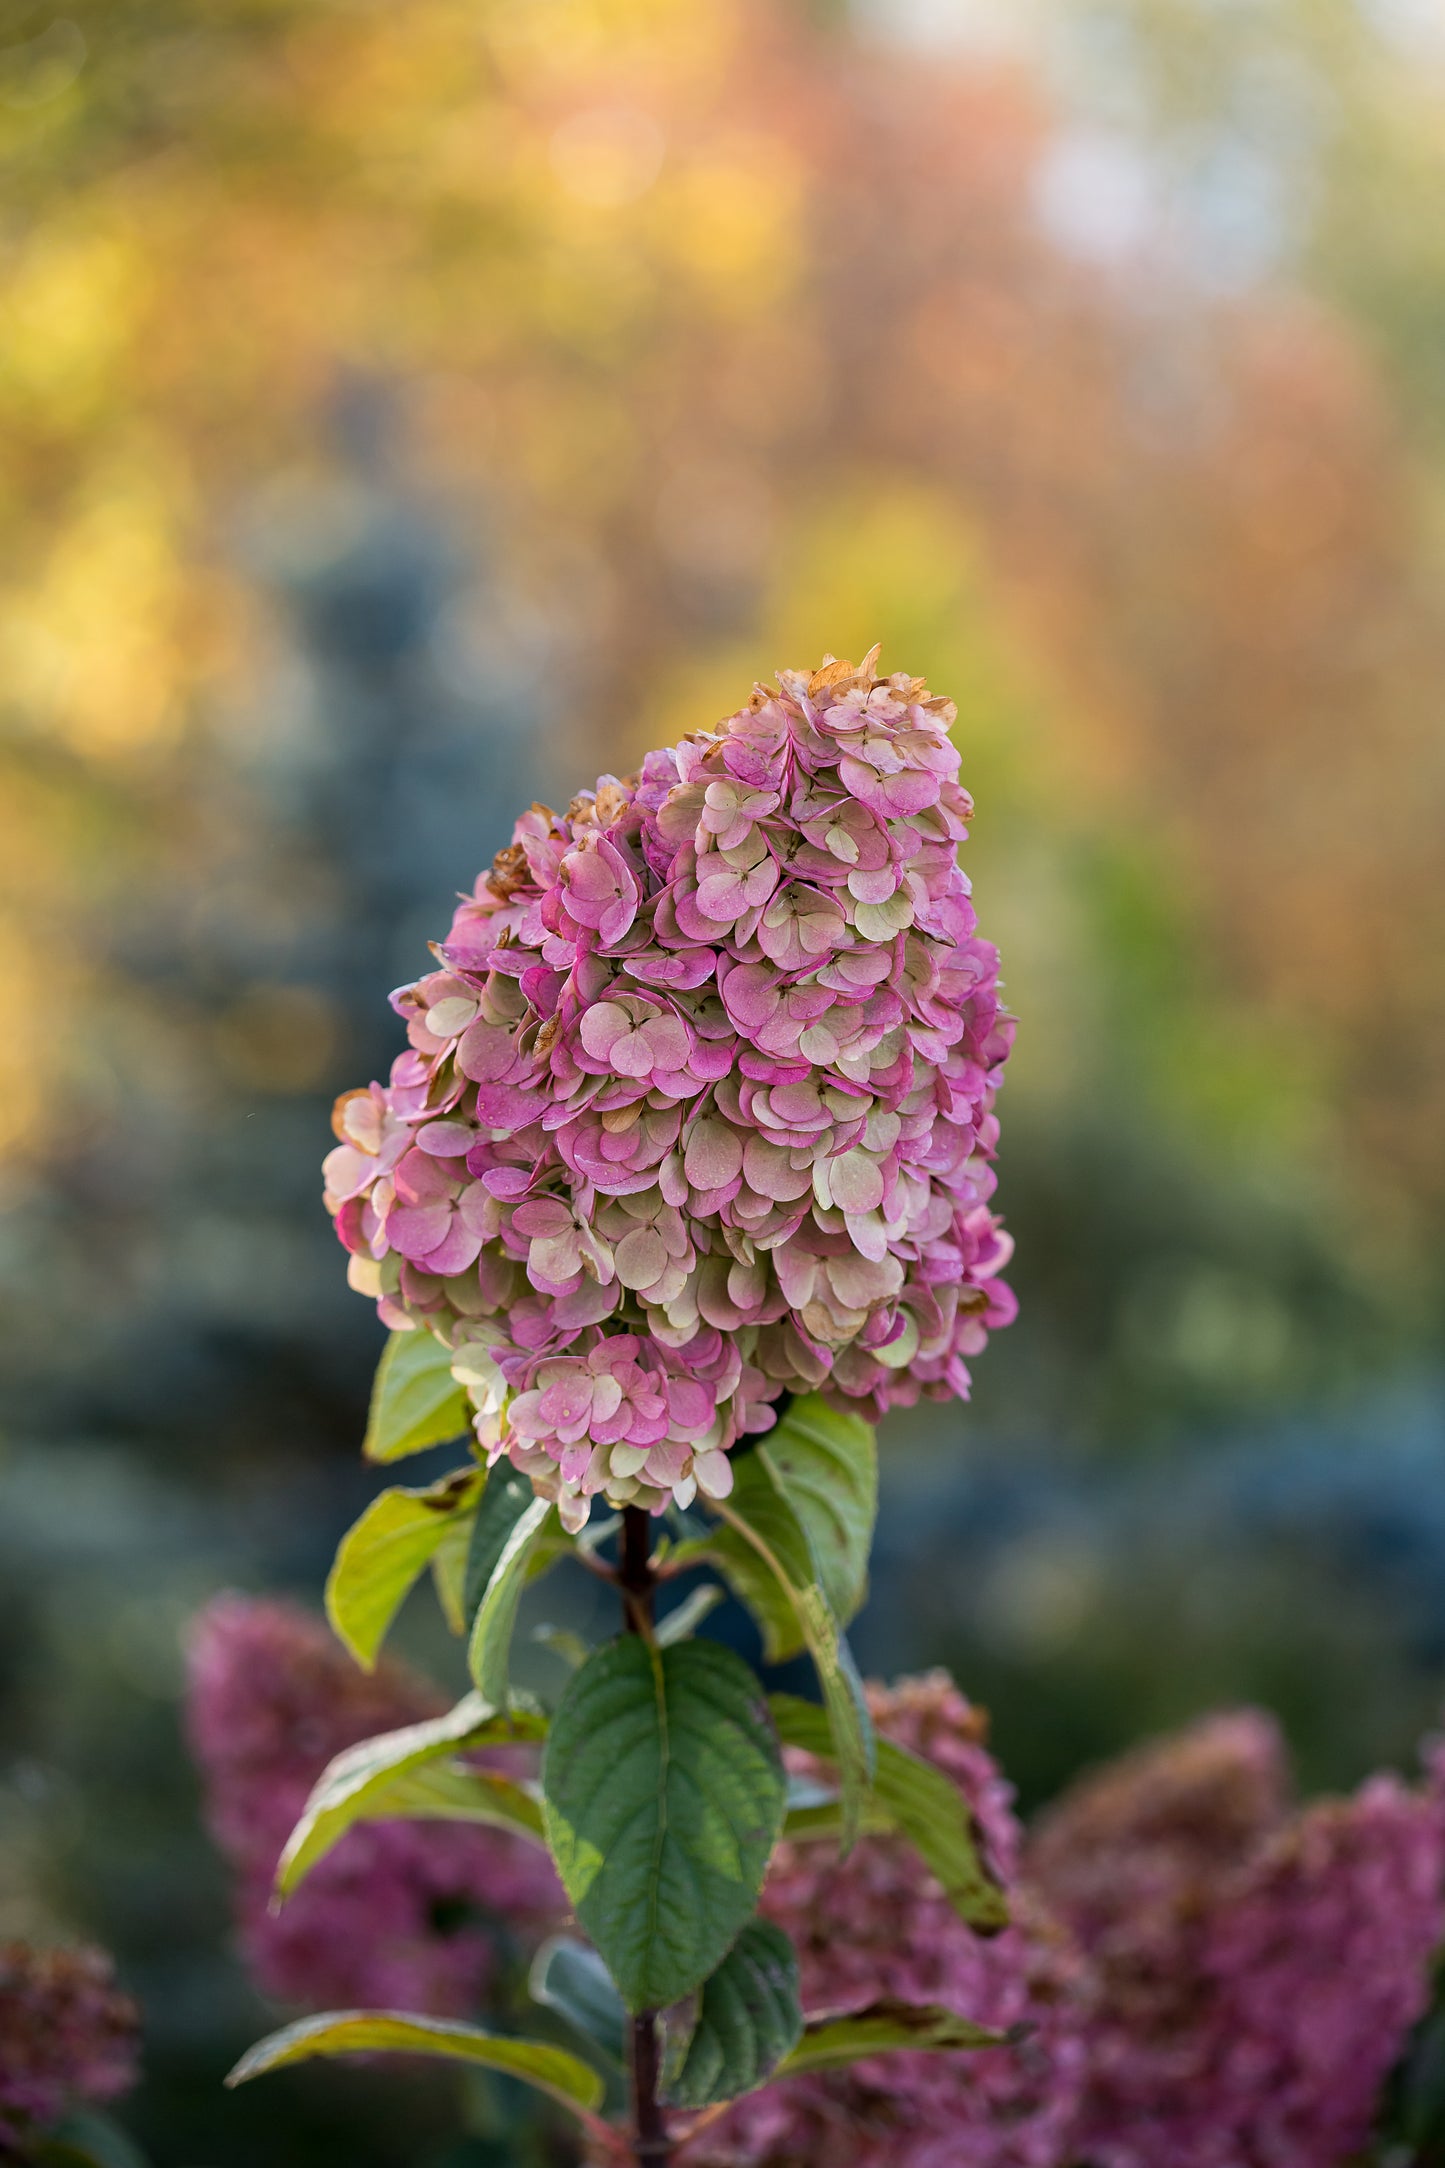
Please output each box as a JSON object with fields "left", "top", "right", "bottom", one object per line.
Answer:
{"left": 276, "top": 1690, "right": 545, "bottom": 1898}
{"left": 780, "top": 1795, "right": 894, "bottom": 1844}
{"left": 532, "top": 1621, "right": 592, "bottom": 1671}
{"left": 464, "top": 1461, "right": 539, "bottom": 1619}
{"left": 367, "top": 1760, "right": 546, "bottom": 1841}
{"left": 529, "top": 1936, "right": 627, "bottom": 2071}
{"left": 42, "top": 2114, "right": 150, "bottom": 2168}
{"left": 769, "top": 1695, "right": 1009, "bottom": 1934}
{"left": 542, "top": 1636, "right": 785, "bottom": 2013}
{"left": 704, "top": 1457, "right": 808, "bottom": 1664}
{"left": 771, "top": 2000, "right": 1012, "bottom": 2079}
{"left": 467, "top": 1492, "right": 555, "bottom": 1703}
{"left": 761, "top": 1394, "right": 876, "bottom": 1627}
{"left": 430, "top": 1506, "right": 474, "bottom": 1635}
{"left": 661, "top": 1920, "right": 803, "bottom": 2110}
{"left": 363, "top": 1329, "right": 472, "bottom": 1463}
{"left": 711, "top": 1465, "right": 875, "bottom": 1846}
{"left": 225, "top": 2010, "right": 605, "bottom": 2123}
{"left": 655, "top": 1582, "right": 726, "bottom": 1647}
{"left": 325, "top": 1467, "right": 483, "bottom": 1669}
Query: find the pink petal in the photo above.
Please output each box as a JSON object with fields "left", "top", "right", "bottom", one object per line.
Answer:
{"left": 683, "top": 1117, "right": 744, "bottom": 1191}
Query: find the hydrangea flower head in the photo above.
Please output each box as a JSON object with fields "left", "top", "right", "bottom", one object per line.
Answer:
{"left": 0, "top": 1942, "right": 139, "bottom": 2144}
{"left": 325, "top": 652, "right": 1015, "bottom": 1528}
{"left": 1029, "top": 1710, "right": 1445, "bottom": 2168}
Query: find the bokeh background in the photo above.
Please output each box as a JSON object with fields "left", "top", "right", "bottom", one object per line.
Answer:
{"left": 1, "top": 0, "right": 1443, "bottom": 2159}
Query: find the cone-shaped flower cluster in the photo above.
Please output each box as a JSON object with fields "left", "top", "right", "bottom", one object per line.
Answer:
{"left": 325, "top": 653, "right": 1014, "bottom": 1527}
{"left": 1028, "top": 1711, "right": 1445, "bottom": 2168}
{"left": 186, "top": 1598, "right": 563, "bottom": 2017}
{"left": 0, "top": 1942, "right": 138, "bottom": 2144}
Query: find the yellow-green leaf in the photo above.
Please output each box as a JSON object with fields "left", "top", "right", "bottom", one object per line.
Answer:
{"left": 761, "top": 1394, "right": 876, "bottom": 1627}
{"left": 363, "top": 1329, "right": 471, "bottom": 1463}
{"left": 711, "top": 1464, "right": 875, "bottom": 1846}
{"left": 276, "top": 1690, "right": 545, "bottom": 1898}
{"left": 430, "top": 1506, "right": 473, "bottom": 1634}
{"left": 324, "top": 1467, "right": 482, "bottom": 1669}
{"left": 225, "top": 2010, "right": 605, "bottom": 2122}
{"left": 468, "top": 1492, "right": 554, "bottom": 1703}
{"left": 771, "top": 2000, "right": 1011, "bottom": 2079}
{"left": 769, "top": 1695, "right": 1009, "bottom": 1933}
{"left": 375, "top": 1760, "right": 546, "bottom": 1841}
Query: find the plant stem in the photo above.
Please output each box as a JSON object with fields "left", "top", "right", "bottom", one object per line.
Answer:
{"left": 618, "top": 1505, "right": 671, "bottom": 2168}
{"left": 619, "top": 1505, "right": 656, "bottom": 1636}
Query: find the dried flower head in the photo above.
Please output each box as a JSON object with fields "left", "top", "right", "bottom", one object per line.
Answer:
{"left": 325, "top": 653, "right": 1014, "bottom": 1528}
{"left": 1029, "top": 1711, "right": 1445, "bottom": 2168}
{"left": 683, "top": 1673, "right": 1088, "bottom": 2168}
{"left": 186, "top": 1596, "right": 562, "bottom": 2017}
{"left": 0, "top": 1941, "right": 139, "bottom": 2144}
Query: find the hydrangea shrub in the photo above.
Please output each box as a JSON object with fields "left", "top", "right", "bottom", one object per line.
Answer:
{"left": 227, "top": 654, "right": 1022, "bottom": 2167}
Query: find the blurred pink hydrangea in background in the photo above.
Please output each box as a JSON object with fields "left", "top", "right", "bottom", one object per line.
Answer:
{"left": 0, "top": 1940, "right": 139, "bottom": 2144}
{"left": 683, "top": 1672, "right": 1091, "bottom": 2168}
{"left": 323, "top": 651, "right": 1015, "bottom": 1530}
{"left": 186, "top": 1596, "right": 563, "bottom": 2017}
{"left": 1028, "top": 1710, "right": 1445, "bottom": 2168}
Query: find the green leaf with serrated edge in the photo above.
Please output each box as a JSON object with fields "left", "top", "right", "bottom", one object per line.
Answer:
{"left": 761, "top": 1394, "right": 876, "bottom": 1627}
{"left": 468, "top": 1493, "right": 555, "bottom": 1703}
{"left": 325, "top": 1467, "right": 483, "bottom": 1670}
{"left": 363, "top": 1328, "right": 472, "bottom": 1463}
{"left": 529, "top": 1937, "right": 627, "bottom": 2071}
{"left": 542, "top": 1636, "right": 786, "bottom": 2013}
{"left": 224, "top": 2010, "right": 606, "bottom": 2122}
{"left": 463, "top": 1461, "right": 536, "bottom": 1619}
{"left": 655, "top": 1582, "right": 726, "bottom": 1647}
{"left": 771, "top": 2000, "right": 1012, "bottom": 2078}
{"left": 769, "top": 1695, "right": 1009, "bottom": 1933}
{"left": 275, "top": 1690, "right": 544, "bottom": 1898}
{"left": 711, "top": 1468, "right": 875, "bottom": 1846}
{"left": 661, "top": 1920, "right": 803, "bottom": 2110}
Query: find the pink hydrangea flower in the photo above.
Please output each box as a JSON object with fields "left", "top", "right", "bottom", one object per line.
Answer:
{"left": 682, "top": 1673, "right": 1089, "bottom": 2168}
{"left": 186, "top": 1597, "right": 563, "bottom": 2017}
{"left": 1028, "top": 1710, "right": 1445, "bottom": 2168}
{"left": 324, "top": 651, "right": 1015, "bottom": 1528}
{"left": 0, "top": 1942, "right": 139, "bottom": 2145}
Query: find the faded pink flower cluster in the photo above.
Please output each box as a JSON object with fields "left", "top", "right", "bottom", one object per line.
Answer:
{"left": 186, "top": 1598, "right": 563, "bottom": 2017}
{"left": 1029, "top": 1711, "right": 1445, "bottom": 2168}
{"left": 0, "top": 1941, "right": 139, "bottom": 2144}
{"left": 686, "top": 1694, "right": 1445, "bottom": 2168}
{"left": 684, "top": 1673, "right": 1090, "bottom": 2168}
{"left": 324, "top": 651, "right": 1014, "bottom": 1527}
